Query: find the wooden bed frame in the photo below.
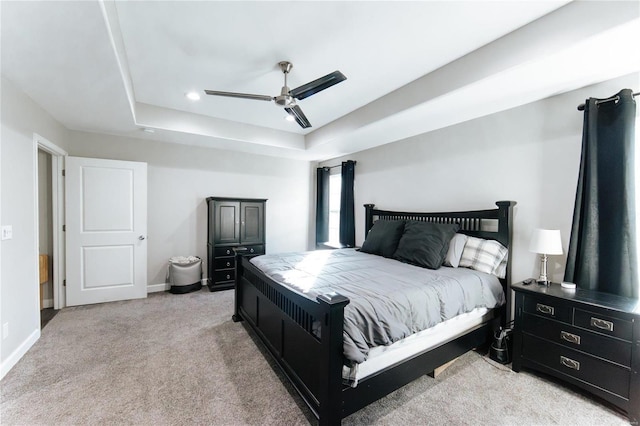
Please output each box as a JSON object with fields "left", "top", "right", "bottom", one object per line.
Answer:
{"left": 232, "top": 201, "right": 516, "bottom": 425}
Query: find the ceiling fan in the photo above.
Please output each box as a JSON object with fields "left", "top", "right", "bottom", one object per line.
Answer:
{"left": 204, "top": 61, "right": 346, "bottom": 129}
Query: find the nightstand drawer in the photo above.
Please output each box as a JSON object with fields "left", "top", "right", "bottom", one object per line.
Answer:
{"left": 521, "top": 313, "right": 631, "bottom": 367}
{"left": 213, "top": 270, "right": 235, "bottom": 283}
{"left": 214, "top": 257, "right": 235, "bottom": 270}
{"left": 522, "top": 334, "right": 630, "bottom": 398}
{"left": 523, "top": 295, "right": 572, "bottom": 323}
{"left": 574, "top": 308, "right": 633, "bottom": 341}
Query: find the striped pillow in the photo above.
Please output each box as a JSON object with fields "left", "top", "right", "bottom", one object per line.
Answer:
{"left": 459, "top": 236, "right": 508, "bottom": 278}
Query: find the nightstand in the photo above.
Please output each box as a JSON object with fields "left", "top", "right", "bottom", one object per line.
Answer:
{"left": 511, "top": 281, "right": 639, "bottom": 423}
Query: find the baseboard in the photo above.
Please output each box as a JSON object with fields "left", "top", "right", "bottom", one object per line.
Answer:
{"left": 1, "top": 328, "right": 40, "bottom": 380}
{"left": 147, "top": 283, "right": 169, "bottom": 293}
{"left": 42, "top": 298, "right": 53, "bottom": 309}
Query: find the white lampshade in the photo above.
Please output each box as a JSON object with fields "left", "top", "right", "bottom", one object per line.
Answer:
{"left": 529, "top": 229, "right": 563, "bottom": 255}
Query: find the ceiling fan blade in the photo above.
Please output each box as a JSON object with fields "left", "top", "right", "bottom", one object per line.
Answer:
{"left": 204, "top": 90, "right": 273, "bottom": 102}
{"left": 289, "top": 70, "right": 346, "bottom": 100}
{"left": 285, "top": 105, "right": 312, "bottom": 129}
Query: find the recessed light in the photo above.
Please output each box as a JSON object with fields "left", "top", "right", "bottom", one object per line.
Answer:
{"left": 186, "top": 91, "right": 201, "bottom": 101}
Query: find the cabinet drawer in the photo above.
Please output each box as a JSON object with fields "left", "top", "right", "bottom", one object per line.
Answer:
{"left": 213, "top": 270, "right": 235, "bottom": 283}
{"left": 214, "top": 257, "right": 235, "bottom": 270}
{"left": 523, "top": 295, "right": 572, "bottom": 323}
{"left": 235, "top": 244, "right": 265, "bottom": 256}
{"left": 574, "top": 308, "right": 633, "bottom": 341}
{"left": 521, "top": 313, "right": 631, "bottom": 367}
{"left": 214, "top": 247, "right": 236, "bottom": 257}
{"left": 522, "top": 334, "right": 630, "bottom": 398}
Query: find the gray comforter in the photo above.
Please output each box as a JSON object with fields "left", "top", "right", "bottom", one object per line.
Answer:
{"left": 250, "top": 249, "right": 505, "bottom": 365}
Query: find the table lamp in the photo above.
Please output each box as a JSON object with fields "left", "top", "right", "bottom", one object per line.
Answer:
{"left": 529, "top": 229, "right": 563, "bottom": 285}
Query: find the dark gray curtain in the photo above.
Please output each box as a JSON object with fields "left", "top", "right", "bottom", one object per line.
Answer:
{"left": 315, "top": 167, "right": 330, "bottom": 245}
{"left": 339, "top": 161, "right": 356, "bottom": 247}
{"left": 564, "top": 89, "right": 638, "bottom": 299}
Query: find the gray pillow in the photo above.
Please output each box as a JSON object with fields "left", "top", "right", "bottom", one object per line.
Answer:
{"left": 360, "top": 220, "right": 405, "bottom": 258}
{"left": 393, "top": 221, "right": 460, "bottom": 269}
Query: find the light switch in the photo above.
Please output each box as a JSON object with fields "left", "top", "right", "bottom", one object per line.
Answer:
{"left": 1, "top": 225, "right": 13, "bottom": 240}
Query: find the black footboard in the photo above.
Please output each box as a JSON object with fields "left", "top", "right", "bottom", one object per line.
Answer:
{"left": 234, "top": 256, "right": 348, "bottom": 425}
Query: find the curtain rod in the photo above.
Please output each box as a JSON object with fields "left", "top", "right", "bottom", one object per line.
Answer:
{"left": 320, "top": 160, "right": 357, "bottom": 170}
{"left": 577, "top": 92, "right": 638, "bottom": 111}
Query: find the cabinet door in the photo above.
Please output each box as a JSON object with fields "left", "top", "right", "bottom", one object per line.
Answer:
{"left": 214, "top": 201, "right": 240, "bottom": 245}
{"left": 240, "top": 202, "right": 264, "bottom": 244}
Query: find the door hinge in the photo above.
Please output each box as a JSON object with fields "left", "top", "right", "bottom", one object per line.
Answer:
{"left": 62, "top": 169, "right": 65, "bottom": 176}
{"left": 62, "top": 225, "right": 66, "bottom": 232}
{"left": 63, "top": 279, "right": 66, "bottom": 287}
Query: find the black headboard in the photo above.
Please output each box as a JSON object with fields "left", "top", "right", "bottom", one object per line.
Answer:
{"left": 364, "top": 201, "right": 517, "bottom": 294}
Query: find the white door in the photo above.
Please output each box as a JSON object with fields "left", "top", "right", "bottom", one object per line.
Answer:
{"left": 65, "top": 156, "right": 147, "bottom": 306}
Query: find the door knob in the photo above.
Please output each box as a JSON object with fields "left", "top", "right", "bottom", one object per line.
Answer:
{"left": 138, "top": 235, "right": 145, "bottom": 240}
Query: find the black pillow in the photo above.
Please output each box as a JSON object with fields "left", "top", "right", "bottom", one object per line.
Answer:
{"left": 360, "top": 220, "right": 406, "bottom": 258}
{"left": 393, "top": 221, "right": 460, "bottom": 269}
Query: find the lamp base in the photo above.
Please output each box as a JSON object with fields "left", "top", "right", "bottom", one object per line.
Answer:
{"left": 537, "top": 254, "right": 550, "bottom": 286}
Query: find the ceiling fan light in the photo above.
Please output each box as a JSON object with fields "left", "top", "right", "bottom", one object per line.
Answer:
{"left": 185, "top": 91, "right": 201, "bottom": 101}
{"left": 285, "top": 114, "right": 295, "bottom": 122}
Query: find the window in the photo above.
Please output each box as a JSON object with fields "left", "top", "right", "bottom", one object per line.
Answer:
{"left": 328, "top": 173, "right": 342, "bottom": 245}
{"left": 315, "top": 161, "right": 355, "bottom": 248}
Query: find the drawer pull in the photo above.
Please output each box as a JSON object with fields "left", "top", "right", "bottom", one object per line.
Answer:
{"left": 560, "top": 356, "right": 580, "bottom": 371}
{"left": 590, "top": 317, "right": 614, "bottom": 332}
{"left": 560, "top": 331, "right": 581, "bottom": 345}
{"left": 226, "top": 274, "right": 231, "bottom": 280}
{"left": 226, "top": 261, "right": 231, "bottom": 267}
{"left": 250, "top": 248, "right": 255, "bottom": 253}
{"left": 536, "top": 303, "right": 555, "bottom": 316}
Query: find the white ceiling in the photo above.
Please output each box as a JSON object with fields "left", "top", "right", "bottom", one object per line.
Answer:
{"left": 1, "top": 1, "right": 639, "bottom": 161}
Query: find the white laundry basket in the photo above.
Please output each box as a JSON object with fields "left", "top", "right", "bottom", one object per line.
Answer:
{"left": 167, "top": 256, "right": 202, "bottom": 294}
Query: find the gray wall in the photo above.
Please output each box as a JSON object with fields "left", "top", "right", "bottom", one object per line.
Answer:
{"left": 66, "top": 132, "right": 313, "bottom": 288}
{"left": 320, "top": 72, "right": 640, "bottom": 285}
{"left": 1, "top": 76, "right": 69, "bottom": 377}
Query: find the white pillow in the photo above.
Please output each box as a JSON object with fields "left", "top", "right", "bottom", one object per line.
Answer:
{"left": 444, "top": 233, "right": 468, "bottom": 268}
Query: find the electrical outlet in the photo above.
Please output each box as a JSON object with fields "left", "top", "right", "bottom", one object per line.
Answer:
{"left": 2, "top": 323, "right": 8, "bottom": 339}
{"left": 1, "top": 225, "right": 12, "bottom": 240}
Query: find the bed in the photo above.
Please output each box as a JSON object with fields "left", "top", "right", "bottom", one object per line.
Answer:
{"left": 232, "top": 201, "right": 516, "bottom": 425}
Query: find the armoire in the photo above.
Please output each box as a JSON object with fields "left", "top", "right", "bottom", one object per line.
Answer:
{"left": 206, "top": 197, "right": 266, "bottom": 291}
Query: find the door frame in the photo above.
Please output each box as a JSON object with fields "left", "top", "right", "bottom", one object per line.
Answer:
{"left": 33, "top": 133, "right": 67, "bottom": 310}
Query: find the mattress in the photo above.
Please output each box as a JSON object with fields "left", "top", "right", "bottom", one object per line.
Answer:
{"left": 342, "top": 307, "right": 494, "bottom": 386}
{"left": 250, "top": 249, "right": 505, "bottom": 366}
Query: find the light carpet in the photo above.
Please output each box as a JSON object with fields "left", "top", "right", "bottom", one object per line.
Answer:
{"left": 0, "top": 289, "right": 629, "bottom": 425}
